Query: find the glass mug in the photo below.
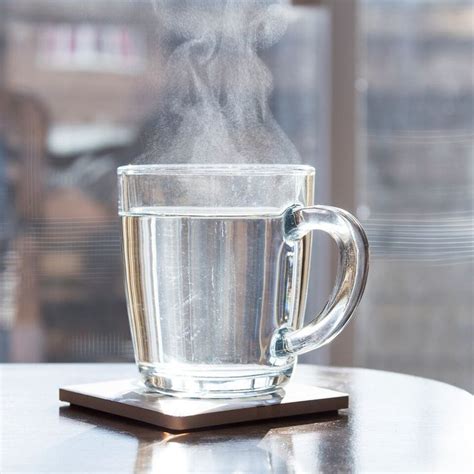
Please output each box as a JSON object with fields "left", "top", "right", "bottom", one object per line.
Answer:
{"left": 118, "top": 164, "right": 369, "bottom": 398}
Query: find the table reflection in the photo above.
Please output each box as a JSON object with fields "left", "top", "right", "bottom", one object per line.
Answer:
{"left": 60, "top": 406, "right": 348, "bottom": 473}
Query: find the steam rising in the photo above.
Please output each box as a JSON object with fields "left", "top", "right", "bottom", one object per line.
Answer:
{"left": 140, "top": 0, "right": 301, "bottom": 164}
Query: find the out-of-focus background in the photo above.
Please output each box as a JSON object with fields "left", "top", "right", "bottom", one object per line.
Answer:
{"left": 0, "top": 0, "right": 472, "bottom": 391}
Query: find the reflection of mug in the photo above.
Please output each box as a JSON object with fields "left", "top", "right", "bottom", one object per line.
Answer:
{"left": 118, "top": 164, "right": 369, "bottom": 398}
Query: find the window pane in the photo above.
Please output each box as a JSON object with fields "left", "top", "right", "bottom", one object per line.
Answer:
{"left": 356, "top": 0, "right": 474, "bottom": 391}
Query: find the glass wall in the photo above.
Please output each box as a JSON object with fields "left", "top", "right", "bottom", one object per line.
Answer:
{"left": 356, "top": 0, "right": 473, "bottom": 391}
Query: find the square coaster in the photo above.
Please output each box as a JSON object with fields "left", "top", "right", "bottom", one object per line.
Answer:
{"left": 59, "top": 379, "right": 348, "bottom": 431}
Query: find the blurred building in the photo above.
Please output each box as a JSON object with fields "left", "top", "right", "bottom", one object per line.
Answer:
{"left": 0, "top": 0, "right": 164, "bottom": 362}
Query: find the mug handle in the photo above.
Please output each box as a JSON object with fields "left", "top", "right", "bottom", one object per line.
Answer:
{"left": 272, "top": 205, "right": 370, "bottom": 358}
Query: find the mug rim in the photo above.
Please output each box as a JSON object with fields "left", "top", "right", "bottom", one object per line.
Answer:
{"left": 117, "top": 163, "right": 315, "bottom": 176}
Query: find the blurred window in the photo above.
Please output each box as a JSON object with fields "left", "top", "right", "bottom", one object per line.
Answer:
{"left": 37, "top": 23, "right": 146, "bottom": 73}
{"left": 355, "top": 0, "right": 474, "bottom": 391}
{"left": 0, "top": 0, "right": 472, "bottom": 393}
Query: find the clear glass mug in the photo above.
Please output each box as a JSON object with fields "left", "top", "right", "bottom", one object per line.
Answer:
{"left": 118, "top": 164, "right": 369, "bottom": 398}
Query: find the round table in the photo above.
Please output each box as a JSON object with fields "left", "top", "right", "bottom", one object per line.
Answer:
{"left": 0, "top": 364, "right": 472, "bottom": 472}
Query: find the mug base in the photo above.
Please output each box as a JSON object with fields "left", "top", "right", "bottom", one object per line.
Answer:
{"left": 139, "top": 363, "right": 294, "bottom": 399}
